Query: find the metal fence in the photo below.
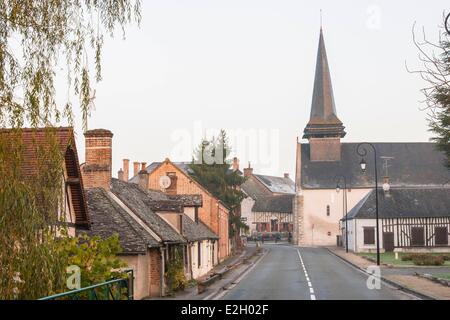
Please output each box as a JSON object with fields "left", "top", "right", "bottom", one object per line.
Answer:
{"left": 39, "top": 270, "right": 134, "bottom": 300}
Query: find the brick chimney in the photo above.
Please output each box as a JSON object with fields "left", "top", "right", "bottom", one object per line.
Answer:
{"left": 138, "top": 169, "right": 149, "bottom": 190}
{"left": 133, "top": 162, "right": 139, "bottom": 177}
{"left": 82, "top": 129, "right": 113, "bottom": 189}
{"left": 284, "top": 173, "right": 290, "bottom": 179}
{"left": 141, "top": 162, "right": 147, "bottom": 171}
{"left": 123, "top": 159, "right": 129, "bottom": 181}
{"left": 118, "top": 169, "right": 124, "bottom": 181}
{"left": 232, "top": 157, "right": 239, "bottom": 171}
{"left": 243, "top": 162, "right": 253, "bottom": 178}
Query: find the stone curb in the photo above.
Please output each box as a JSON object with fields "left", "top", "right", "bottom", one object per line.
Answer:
{"left": 326, "top": 248, "right": 436, "bottom": 300}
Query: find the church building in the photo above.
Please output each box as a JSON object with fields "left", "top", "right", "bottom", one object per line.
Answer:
{"left": 293, "top": 28, "right": 450, "bottom": 247}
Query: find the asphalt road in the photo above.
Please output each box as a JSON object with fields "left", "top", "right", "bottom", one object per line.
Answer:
{"left": 221, "top": 245, "right": 415, "bottom": 300}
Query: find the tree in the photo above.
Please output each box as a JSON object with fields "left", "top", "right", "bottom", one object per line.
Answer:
{"left": 408, "top": 14, "right": 450, "bottom": 168}
{"left": 0, "top": 0, "right": 141, "bottom": 129}
{"left": 0, "top": 1, "right": 141, "bottom": 299}
{"left": 189, "top": 130, "right": 247, "bottom": 245}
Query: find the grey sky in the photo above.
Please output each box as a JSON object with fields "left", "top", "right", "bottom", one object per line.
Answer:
{"left": 67, "top": 0, "right": 449, "bottom": 178}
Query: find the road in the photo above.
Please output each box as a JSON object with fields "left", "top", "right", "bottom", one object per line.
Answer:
{"left": 221, "top": 244, "right": 415, "bottom": 300}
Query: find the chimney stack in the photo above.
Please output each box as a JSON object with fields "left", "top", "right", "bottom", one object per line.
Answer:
{"left": 138, "top": 169, "right": 149, "bottom": 190}
{"left": 232, "top": 157, "right": 240, "bottom": 171}
{"left": 118, "top": 169, "right": 124, "bottom": 181}
{"left": 141, "top": 162, "right": 147, "bottom": 171}
{"left": 82, "top": 129, "right": 113, "bottom": 189}
{"left": 123, "top": 159, "right": 130, "bottom": 181}
{"left": 243, "top": 162, "right": 253, "bottom": 178}
{"left": 133, "top": 162, "right": 140, "bottom": 177}
{"left": 284, "top": 173, "right": 290, "bottom": 179}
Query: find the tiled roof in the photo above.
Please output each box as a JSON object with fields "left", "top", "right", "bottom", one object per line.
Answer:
{"left": 110, "top": 179, "right": 186, "bottom": 244}
{"left": 300, "top": 143, "right": 450, "bottom": 189}
{"left": 182, "top": 215, "right": 219, "bottom": 241}
{"left": 345, "top": 188, "right": 450, "bottom": 220}
{"left": 252, "top": 194, "right": 294, "bottom": 214}
{"left": 83, "top": 188, "right": 160, "bottom": 254}
{"left": 241, "top": 177, "right": 272, "bottom": 199}
{"left": 253, "top": 174, "right": 295, "bottom": 194}
{"left": 0, "top": 127, "right": 89, "bottom": 228}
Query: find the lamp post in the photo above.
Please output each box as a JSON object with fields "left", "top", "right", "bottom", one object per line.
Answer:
{"left": 356, "top": 143, "right": 380, "bottom": 266}
{"left": 335, "top": 175, "right": 348, "bottom": 253}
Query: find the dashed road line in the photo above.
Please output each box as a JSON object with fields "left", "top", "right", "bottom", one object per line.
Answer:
{"left": 297, "top": 249, "right": 317, "bottom": 300}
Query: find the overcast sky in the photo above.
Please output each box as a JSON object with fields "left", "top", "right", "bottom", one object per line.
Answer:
{"left": 66, "top": 0, "right": 449, "bottom": 178}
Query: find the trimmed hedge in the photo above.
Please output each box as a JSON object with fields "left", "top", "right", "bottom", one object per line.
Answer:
{"left": 401, "top": 253, "right": 446, "bottom": 266}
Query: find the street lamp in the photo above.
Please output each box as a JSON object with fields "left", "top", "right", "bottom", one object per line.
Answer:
{"left": 356, "top": 143, "right": 380, "bottom": 266}
{"left": 335, "top": 175, "right": 348, "bottom": 253}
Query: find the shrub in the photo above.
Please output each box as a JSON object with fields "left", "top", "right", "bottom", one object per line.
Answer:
{"left": 438, "top": 254, "right": 450, "bottom": 261}
{"left": 401, "top": 253, "right": 422, "bottom": 261}
{"left": 165, "top": 248, "right": 187, "bottom": 293}
{"left": 412, "top": 254, "right": 445, "bottom": 266}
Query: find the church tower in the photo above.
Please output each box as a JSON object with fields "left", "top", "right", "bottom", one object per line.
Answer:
{"left": 303, "top": 28, "right": 345, "bottom": 161}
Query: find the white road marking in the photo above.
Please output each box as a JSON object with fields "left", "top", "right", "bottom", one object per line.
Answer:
{"left": 297, "top": 249, "right": 317, "bottom": 300}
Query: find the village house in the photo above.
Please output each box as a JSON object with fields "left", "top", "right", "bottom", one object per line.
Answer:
{"left": 80, "top": 129, "right": 219, "bottom": 299}
{"left": 293, "top": 28, "right": 450, "bottom": 247}
{"left": 342, "top": 187, "right": 450, "bottom": 253}
{"left": 133, "top": 170, "right": 219, "bottom": 280}
{"left": 127, "top": 159, "right": 231, "bottom": 262}
{"left": 0, "top": 127, "right": 90, "bottom": 236}
{"left": 240, "top": 164, "right": 295, "bottom": 235}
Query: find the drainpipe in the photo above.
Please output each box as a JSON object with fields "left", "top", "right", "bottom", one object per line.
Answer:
{"left": 160, "top": 247, "right": 166, "bottom": 297}
{"left": 188, "top": 243, "right": 193, "bottom": 280}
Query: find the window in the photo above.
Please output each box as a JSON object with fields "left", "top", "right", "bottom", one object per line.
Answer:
{"left": 326, "top": 205, "right": 330, "bottom": 216}
{"left": 411, "top": 227, "right": 425, "bottom": 246}
{"left": 363, "top": 227, "right": 375, "bottom": 245}
{"left": 435, "top": 227, "right": 448, "bottom": 246}
{"left": 197, "top": 243, "right": 201, "bottom": 267}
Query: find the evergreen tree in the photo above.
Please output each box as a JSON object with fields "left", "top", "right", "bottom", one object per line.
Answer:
{"left": 189, "top": 130, "right": 248, "bottom": 240}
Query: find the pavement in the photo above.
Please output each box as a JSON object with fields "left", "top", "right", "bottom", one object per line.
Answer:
{"left": 328, "top": 246, "right": 450, "bottom": 300}
{"left": 148, "top": 245, "right": 260, "bottom": 300}
{"left": 220, "top": 244, "right": 414, "bottom": 300}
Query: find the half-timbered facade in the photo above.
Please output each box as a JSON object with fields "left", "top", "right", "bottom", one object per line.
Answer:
{"left": 343, "top": 188, "right": 450, "bottom": 253}
{"left": 293, "top": 27, "right": 450, "bottom": 247}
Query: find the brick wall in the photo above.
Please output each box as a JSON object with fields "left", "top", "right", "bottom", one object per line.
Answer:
{"left": 148, "top": 161, "right": 229, "bottom": 261}
{"left": 81, "top": 129, "right": 113, "bottom": 189}
{"left": 149, "top": 248, "right": 161, "bottom": 297}
{"left": 309, "top": 137, "right": 341, "bottom": 162}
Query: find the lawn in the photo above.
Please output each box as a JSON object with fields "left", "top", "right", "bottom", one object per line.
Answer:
{"left": 358, "top": 252, "right": 450, "bottom": 266}
{"left": 434, "top": 273, "right": 450, "bottom": 280}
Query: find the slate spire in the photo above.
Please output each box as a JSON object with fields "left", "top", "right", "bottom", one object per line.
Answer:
{"left": 303, "top": 28, "right": 346, "bottom": 139}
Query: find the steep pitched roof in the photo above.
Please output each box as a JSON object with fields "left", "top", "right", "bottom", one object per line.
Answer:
{"left": 0, "top": 127, "right": 89, "bottom": 228}
{"left": 253, "top": 174, "right": 295, "bottom": 194}
{"left": 83, "top": 188, "right": 160, "bottom": 254}
{"left": 182, "top": 215, "right": 219, "bottom": 241}
{"left": 130, "top": 159, "right": 230, "bottom": 210}
{"left": 241, "top": 177, "right": 272, "bottom": 199}
{"left": 300, "top": 142, "right": 450, "bottom": 189}
{"left": 303, "top": 28, "right": 345, "bottom": 139}
{"left": 110, "top": 179, "right": 186, "bottom": 244}
{"left": 345, "top": 188, "right": 450, "bottom": 220}
{"left": 252, "top": 194, "right": 294, "bottom": 214}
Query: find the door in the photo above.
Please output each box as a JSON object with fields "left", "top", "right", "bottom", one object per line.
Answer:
{"left": 383, "top": 232, "right": 395, "bottom": 252}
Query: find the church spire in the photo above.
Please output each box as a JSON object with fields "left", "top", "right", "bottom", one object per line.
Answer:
{"left": 303, "top": 28, "right": 346, "bottom": 139}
